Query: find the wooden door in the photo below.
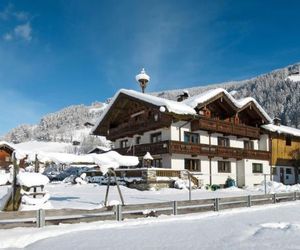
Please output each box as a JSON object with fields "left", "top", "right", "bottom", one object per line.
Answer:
{"left": 280, "top": 168, "right": 284, "bottom": 184}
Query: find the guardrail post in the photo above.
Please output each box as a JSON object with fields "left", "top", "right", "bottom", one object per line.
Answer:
{"left": 36, "top": 209, "right": 45, "bottom": 228}
{"left": 172, "top": 201, "right": 177, "bottom": 215}
{"left": 214, "top": 198, "right": 219, "bottom": 211}
{"left": 115, "top": 205, "right": 122, "bottom": 221}
{"left": 247, "top": 195, "right": 251, "bottom": 207}
{"left": 294, "top": 192, "right": 297, "bottom": 201}
{"left": 273, "top": 193, "right": 276, "bottom": 204}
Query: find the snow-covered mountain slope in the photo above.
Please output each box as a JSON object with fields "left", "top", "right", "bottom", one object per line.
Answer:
{"left": 1, "top": 102, "right": 111, "bottom": 153}
{"left": 2, "top": 62, "right": 300, "bottom": 149}
{"left": 154, "top": 62, "right": 300, "bottom": 128}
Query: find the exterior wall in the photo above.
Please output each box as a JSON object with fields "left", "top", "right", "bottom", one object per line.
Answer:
{"left": 170, "top": 121, "right": 190, "bottom": 141}
{"left": 273, "top": 165, "right": 298, "bottom": 185}
{"left": 210, "top": 157, "right": 236, "bottom": 186}
{"left": 259, "top": 134, "right": 269, "bottom": 151}
{"left": 271, "top": 137, "right": 300, "bottom": 165}
{"left": 113, "top": 127, "right": 171, "bottom": 148}
{"left": 238, "top": 159, "right": 271, "bottom": 187}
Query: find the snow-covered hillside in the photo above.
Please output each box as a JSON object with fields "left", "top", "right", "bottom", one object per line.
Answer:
{"left": 2, "top": 62, "right": 300, "bottom": 147}
{"left": 1, "top": 102, "right": 111, "bottom": 153}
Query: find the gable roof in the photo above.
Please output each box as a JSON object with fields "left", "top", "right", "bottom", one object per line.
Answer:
{"left": 92, "top": 89, "right": 196, "bottom": 134}
{"left": 182, "top": 88, "right": 272, "bottom": 122}
{"left": 0, "top": 141, "right": 15, "bottom": 152}
{"left": 92, "top": 87, "right": 273, "bottom": 135}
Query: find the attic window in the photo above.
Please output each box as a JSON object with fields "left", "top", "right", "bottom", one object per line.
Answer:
{"left": 286, "top": 136, "right": 292, "bottom": 146}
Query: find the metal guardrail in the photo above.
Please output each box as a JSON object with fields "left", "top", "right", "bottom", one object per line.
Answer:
{"left": 0, "top": 192, "right": 299, "bottom": 229}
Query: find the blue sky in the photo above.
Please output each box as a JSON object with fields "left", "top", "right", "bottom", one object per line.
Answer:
{"left": 1, "top": 0, "right": 300, "bottom": 135}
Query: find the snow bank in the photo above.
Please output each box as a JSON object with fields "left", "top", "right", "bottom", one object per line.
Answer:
{"left": 22, "top": 193, "right": 51, "bottom": 206}
{"left": 0, "top": 173, "right": 10, "bottom": 185}
{"left": 247, "top": 181, "right": 300, "bottom": 193}
{"left": 17, "top": 172, "right": 50, "bottom": 187}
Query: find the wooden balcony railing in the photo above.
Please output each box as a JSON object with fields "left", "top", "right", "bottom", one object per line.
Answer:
{"left": 108, "top": 117, "right": 171, "bottom": 141}
{"left": 191, "top": 117, "right": 260, "bottom": 139}
{"left": 115, "top": 140, "right": 270, "bottom": 161}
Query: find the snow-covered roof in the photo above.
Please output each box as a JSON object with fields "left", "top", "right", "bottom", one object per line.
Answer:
{"left": 182, "top": 88, "right": 272, "bottom": 122}
{"left": 14, "top": 149, "right": 139, "bottom": 174}
{"left": 87, "top": 146, "right": 111, "bottom": 154}
{"left": 262, "top": 124, "right": 300, "bottom": 138}
{"left": 92, "top": 89, "right": 197, "bottom": 133}
{"left": 0, "top": 141, "right": 15, "bottom": 151}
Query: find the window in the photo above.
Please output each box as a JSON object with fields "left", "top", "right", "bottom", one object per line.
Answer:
{"left": 184, "top": 159, "right": 201, "bottom": 172}
{"left": 135, "top": 137, "right": 141, "bottom": 145}
{"left": 218, "top": 161, "right": 231, "bottom": 173}
{"left": 151, "top": 132, "right": 162, "bottom": 143}
{"left": 271, "top": 167, "right": 277, "bottom": 175}
{"left": 218, "top": 137, "right": 230, "bottom": 147}
{"left": 153, "top": 158, "right": 162, "bottom": 168}
{"left": 286, "top": 136, "right": 292, "bottom": 146}
{"left": 252, "top": 163, "right": 263, "bottom": 173}
{"left": 286, "top": 168, "right": 292, "bottom": 175}
{"left": 244, "top": 140, "right": 254, "bottom": 150}
{"left": 184, "top": 132, "right": 199, "bottom": 144}
{"left": 120, "top": 140, "right": 128, "bottom": 148}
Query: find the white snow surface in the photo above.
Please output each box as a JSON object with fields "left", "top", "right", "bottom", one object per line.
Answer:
{"left": 0, "top": 172, "right": 10, "bottom": 185}
{"left": 17, "top": 172, "right": 50, "bottom": 187}
{"left": 262, "top": 123, "right": 300, "bottom": 137}
{"left": 1, "top": 201, "right": 300, "bottom": 249}
{"left": 287, "top": 74, "right": 300, "bottom": 82}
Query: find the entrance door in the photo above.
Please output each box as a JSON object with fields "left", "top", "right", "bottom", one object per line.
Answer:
{"left": 280, "top": 168, "right": 284, "bottom": 184}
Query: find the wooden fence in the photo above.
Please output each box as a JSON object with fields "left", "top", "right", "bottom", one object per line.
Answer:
{"left": 0, "top": 192, "right": 299, "bottom": 229}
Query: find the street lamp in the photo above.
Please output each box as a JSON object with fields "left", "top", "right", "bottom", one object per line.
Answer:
{"left": 136, "top": 68, "right": 150, "bottom": 93}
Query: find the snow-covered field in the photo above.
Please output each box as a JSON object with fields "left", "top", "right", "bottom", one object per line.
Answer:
{"left": 1, "top": 201, "right": 300, "bottom": 249}
{"left": 44, "top": 183, "right": 260, "bottom": 210}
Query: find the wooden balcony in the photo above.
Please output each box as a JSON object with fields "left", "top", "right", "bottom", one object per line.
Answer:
{"left": 115, "top": 140, "right": 270, "bottom": 161}
{"left": 108, "top": 117, "right": 171, "bottom": 141}
{"left": 115, "top": 141, "right": 170, "bottom": 156}
{"left": 191, "top": 117, "right": 260, "bottom": 139}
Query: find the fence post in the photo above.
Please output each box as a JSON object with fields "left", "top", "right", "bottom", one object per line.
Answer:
{"left": 264, "top": 174, "right": 267, "bottom": 195}
{"left": 36, "top": 209, "right": 45, "bottom": 228}
{"left": 214, "top": 198, "right": 219, "bottom": 211}
{"left": 115, "top": 205, "right": 122, "bottom": 221}
{"left": 172, "top": 201, "right": 177, "bottom": 215}
{"left": 273, "top": 193, "right": 276, "bottom": 204}
{"left": 247, "top": 195, "right": 251, "bottom": 207}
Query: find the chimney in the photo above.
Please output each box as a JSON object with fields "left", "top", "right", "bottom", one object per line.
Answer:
{"left": 177, "top": 90, "right": 190, "bottom": 102}
{"left": 273, "top": 117, "right": 281, "bottom": 126}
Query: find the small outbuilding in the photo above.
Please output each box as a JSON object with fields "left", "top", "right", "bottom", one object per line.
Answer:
{"left": 0, "top": 141, "right": 15, "bottom": 170}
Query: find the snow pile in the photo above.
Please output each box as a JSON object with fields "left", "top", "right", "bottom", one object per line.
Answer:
{"left": 21, "top": 193, "right": 51, "bottom": 206}
{"left": 174, "top": 179, "right": 194, "bottom": 189}
{"left": 216, "top": 186, "right": 244, "bottom": 192}
{"left": 248, "top": 181, "right": 300, "bottom": 193}
{"left": 17, "top": 172, "right": 50, "bottom": 187}
{"left": 0, "top": 172, "right": 10, "bottom": 185}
